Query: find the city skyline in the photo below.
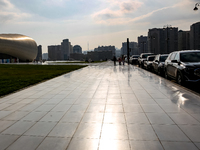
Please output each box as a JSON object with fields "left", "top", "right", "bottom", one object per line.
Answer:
{"left": 0, "top": 0, "right": 199, "bottom": 53}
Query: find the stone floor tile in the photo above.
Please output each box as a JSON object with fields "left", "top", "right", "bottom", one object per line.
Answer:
{"left": 99, "top": 139, "right": 130, "bottom": 150}
{"left": 0, "top": 134, "right": 19, "bottom": 150}
{"left": 66, "top": 138, "right": 99, "bottom": 150}
{"left": 21, "top": 111, "right": 47, "bottom": 122}
{"left": 130, "top": 141, "right": 164, "bottom": 150}
{"left": 40, "top": 112, "right": 65, "bottom": 122}
{"left": 101, "top": 124, "right": 128, "bottom": 140}
{"left": 125, "top": 113, "right": 149, "bottom": 124}
{"left": 179, "top": 125, "right": 200, "bottom": 142}
{"left": 48, "top": 123, "right": 78, "bottom": 138}
{"left": 3, "top": 111, "right": 30, "bottom": 121}
{"left": 127, "top": 124, "right": 158, "bottom": 140}
{"left": 60, "top": 111, "right": 84, "bottom": 123}
{"left": 168, "top": 113, "right": 200, "bottom": 125}
{"left": 123, "top": 104, "right": 143, "bottom": 113}
{"left": 141, "top": 104, "right": 165, "bottom": 113}
{"left": 36, "top": 137, "right": 70, "bottom": 150}
{"left": 103, "top": 113, "right": 125, "bottom": 123}
{"left": 81, "top": 113, "right": 104, "bottom": 123}
{"left": 153, "top": 125, "right": 190, "bottom": 142}
{"left": 162, "top": 142, "right": 198, "bottom": 150}
{"left": 24, "top": 122, "right": 56, "bottom": 137}
{"left": 73, "top": 123, "right": 101, "bottom": 139}
{"left": 146, "top": 113, "right": 175, "bottom": 125}
{"left": 7, "top": 136, "right": 44, "bottom": 150}
{"left": 2, "top": 121, "right": 35, "bottom": 135}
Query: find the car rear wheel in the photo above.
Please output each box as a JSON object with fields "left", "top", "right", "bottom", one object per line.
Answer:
{"left": 177, "top": 72, "right": 185, "bottom": 85}
{"left": 165, "top": 70, "right": 169, "bottom": 79}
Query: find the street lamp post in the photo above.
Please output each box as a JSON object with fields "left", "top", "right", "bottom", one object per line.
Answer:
{"left": 127, "top": 38, "right": 130, "bottom": 65}
{"left": 194, "top": 3, "right": 200, "bottom": 11}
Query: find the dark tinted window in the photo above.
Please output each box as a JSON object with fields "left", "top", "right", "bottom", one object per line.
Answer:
{"left": 180, "top": 52, "right": 200, "bottom": 62}
{"left": 142, "top": 54, "right": 152, "bottom": 58}
{"left": 148, "top": 56, "right": 155, "bottom": 61}
{"left": 132, "top": 56, "right": 139, "bottom": 58}
{"left": 160, "top": 56, "right": 168, "bottom": 62}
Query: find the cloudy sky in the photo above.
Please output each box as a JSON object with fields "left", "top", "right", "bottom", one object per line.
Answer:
{"left": 0, "top": 0, "right": 199, "bottom": 53}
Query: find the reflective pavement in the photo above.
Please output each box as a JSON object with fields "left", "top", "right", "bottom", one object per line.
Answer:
{"left": 0, "top": 61, "right": 200, "bottom": 150}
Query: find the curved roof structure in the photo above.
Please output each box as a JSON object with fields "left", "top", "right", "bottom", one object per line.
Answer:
{"left": 0, "top": 34, "right": 38, "bottom": 61}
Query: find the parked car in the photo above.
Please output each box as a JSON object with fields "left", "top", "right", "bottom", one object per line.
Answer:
{"left": 164, "top": 50, "right": 200, "bottom": 85}
{"left": 130, "top": 55, "right": 139, "bottom": 64}
{"left": 138, "top": 53, "right": 154, "bottom": 68}
{"left": 152, "top": 54, "right": 169, "bottom": 75}
{"left": 144, "top": 55, "right": 155, "bottom": 71}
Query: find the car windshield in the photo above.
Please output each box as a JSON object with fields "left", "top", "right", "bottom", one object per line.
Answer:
{"left": 180, "top": 52, "right": 200, "bottom": 62}
{"left": 148, "top": 57, "right": 155, "bottom": 61}
{"left": 132, "top": 56, "right": 139, "bottom": 58}
{"left": 142, "top": 54, "right": 151, "bottom": 58}
{"left": 160, "top": 56, "right": 168, "bottom": 62}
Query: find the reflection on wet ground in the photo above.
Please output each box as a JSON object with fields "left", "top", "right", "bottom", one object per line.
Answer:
{"left": 0, "top": 61, "right": 200, "bottom": 150}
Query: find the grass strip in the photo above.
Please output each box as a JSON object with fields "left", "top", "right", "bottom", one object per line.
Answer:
{"left": 0, "top": 64, "right": 87, "bottom": 97}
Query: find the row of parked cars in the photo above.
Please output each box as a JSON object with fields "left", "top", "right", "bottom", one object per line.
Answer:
{"left": 131, "top": 50, "right": 200, "bottom": 85}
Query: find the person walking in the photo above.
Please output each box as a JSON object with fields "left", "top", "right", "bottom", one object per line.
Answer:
{"left": 118, "top": 57, "right": 122, "bottom": 65}
{"left": 122, "top": 55, "right": 125, "bottom": 65}
{"left": 113, "top": 56, "right": 117, "bottom": 66}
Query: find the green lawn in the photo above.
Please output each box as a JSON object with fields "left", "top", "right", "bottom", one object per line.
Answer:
{"left": 0, "top": 64, "right": 87, "bottom": 97}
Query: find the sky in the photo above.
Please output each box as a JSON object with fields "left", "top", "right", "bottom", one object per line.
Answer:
{"left": 0, "top": 0, "right": 199, "bottom": 53}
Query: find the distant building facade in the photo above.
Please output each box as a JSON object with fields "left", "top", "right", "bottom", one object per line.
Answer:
{"left": 190, "top": 22, "right": 200, "bottom": 50}
{"left": 138, "top": 35, "right": 148, "bottom": 54}
{"left": 87, "top": 51, "right": 112, "bottom": 61}
{"left": 178, "top": 30, "right": 190, "bottom": 51}
{"left": 36, "top": 45, "right": 42, "bottom": 61}
{"left": 48, "top": 39, "right": 73, "bottom": 60}
{"left": 42, "top": 53, "right": 48, "bottom": 60}
{"left": 94, "top": 45, "right": 115, "bottom": 56}
{"left": 148, "top": 27, "right": 178, "bottom": 54}
{"left": 121, "top": 42, "right": 138, "bottom": 55}
{"left": 73, "top": 45, "right": 82, "bottom": 53}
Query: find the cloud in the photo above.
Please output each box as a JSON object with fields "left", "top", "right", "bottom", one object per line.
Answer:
{"left": 0, "top": 0, "right": 31, "bottom": 24}
{"left": 92, "top": 0, "right": 143, "bottom": 25}
{"left": 120, "top": 1, "right": 142, "bottom": 13}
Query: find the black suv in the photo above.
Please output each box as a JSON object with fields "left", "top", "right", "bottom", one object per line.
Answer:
{"left": 164, "top": 50, "right": 200, "bottom": 85}
{"left": 152, "top": 54, "right": 168, "bottom": 75}
{"left": 138, "top": 53, "right": 154, "bottom": 68}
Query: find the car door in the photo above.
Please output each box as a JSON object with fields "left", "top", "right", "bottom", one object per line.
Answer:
{"left": 167, "top": 53, "right": 176, "bottom": 76}
{"left": 171, "top": 53, "right": 179, "bottom": 78}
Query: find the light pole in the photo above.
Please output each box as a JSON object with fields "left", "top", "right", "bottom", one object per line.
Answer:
{"left": 194, "top": 3, "right": 200, "bottom": 11}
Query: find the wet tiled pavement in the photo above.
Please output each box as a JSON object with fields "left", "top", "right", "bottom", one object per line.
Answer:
{"left": 0, "top": 61, "right": 200, "bottom": 150}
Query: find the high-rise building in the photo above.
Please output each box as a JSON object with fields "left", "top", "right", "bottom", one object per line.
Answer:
{"left": 190, "top": 22, "right": 200, "bottom": 50}
{"left": 138, "top": 36, "right": 148, "bottom": 54}
{"left": 73, "top": 45, "right": 82, "bottom": 53}
{"left": 61, "top": 39, "right": 71, "bottom": 60}
{"left": 148, "top": 27, "right": 178, "bottom": 54}
{"left": 178, "top": 30, "right": 190, "bottom": 51}
{"left": 48, "top": 45, "right": 63, "bottom": 61}
{"left": 121, "top": 42, "right": 138, "bottom": 55}
{"left": 36, "top": 45, "right": 42, "bottom": 61}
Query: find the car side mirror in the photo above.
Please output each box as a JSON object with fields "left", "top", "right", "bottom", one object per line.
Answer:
{"left": 155, "top": 60, "right": 159, "bottom": 62}
{"left": 171, "top": 60, "right": 178, "bottom": 63}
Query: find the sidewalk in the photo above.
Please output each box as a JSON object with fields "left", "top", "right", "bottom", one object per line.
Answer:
{"left": 0, "top": 61, "right": 200, "bottom": 150}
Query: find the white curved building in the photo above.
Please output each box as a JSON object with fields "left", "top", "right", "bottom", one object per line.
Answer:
{"left": 0, "top": 34, "right": 38, "bottom": 62}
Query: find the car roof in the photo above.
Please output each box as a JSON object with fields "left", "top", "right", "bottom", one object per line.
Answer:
{"left": 171, "top": 50, "right": 200, "bottom": 54}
